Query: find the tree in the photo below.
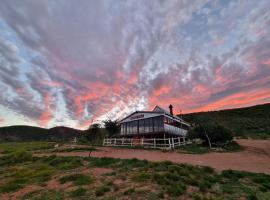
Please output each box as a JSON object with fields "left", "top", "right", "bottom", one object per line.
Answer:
{"left": 103, "top": 119, "right": 120, "bottom": 137}
{"left": 85, "top": 123, "right": 101, "bottom": 141}
{"left": 188, "top": 123, "right": 233, "bottom": 148}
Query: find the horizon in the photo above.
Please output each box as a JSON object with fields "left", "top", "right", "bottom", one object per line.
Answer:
{"left": 0, "top": 0, "right": 270, "bottom": 129}
{"left": 0, "top": 102, "right": 269, "bottom": 130}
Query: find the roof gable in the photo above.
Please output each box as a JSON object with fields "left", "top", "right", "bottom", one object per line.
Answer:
{"left": 153, "top": 105, "right": 167, "bottom": 113}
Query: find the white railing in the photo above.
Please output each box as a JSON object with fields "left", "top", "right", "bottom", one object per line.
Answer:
{"left": 103, "top": 137, "right": 192, "bottom": 150}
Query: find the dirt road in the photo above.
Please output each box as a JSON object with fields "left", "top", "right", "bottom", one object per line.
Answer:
{"left": 39, "top": 139, "right": 270, "bottom": 174}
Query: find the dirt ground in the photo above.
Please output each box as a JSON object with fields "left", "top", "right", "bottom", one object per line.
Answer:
{"left": 40, "top": 139, "right": 270, "bottom": 174}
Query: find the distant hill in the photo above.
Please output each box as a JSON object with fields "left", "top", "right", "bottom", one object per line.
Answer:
{"left": 182, "top": 103, "right": 270, "bottom": 139}
{"left": 1, "top": 103, "right": 269, "bottom": 141}
{"left": 0, "top": 125, "right": 83, "bottom": 141}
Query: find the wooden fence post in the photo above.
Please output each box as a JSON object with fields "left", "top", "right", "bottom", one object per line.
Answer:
{"left": 168, "top": 138, "right": 171, "bottom": 149}
{"left": 142, "top": 138, "right": 144, "bottom": 146}
{"left": 178, "top": 137, "right": 180, "bottom": 146}
{"left": 172, "top": 138, "right": 175, "bottom": 149}
{"left": 154, "top": 138, "right": 156, "bottom": 148}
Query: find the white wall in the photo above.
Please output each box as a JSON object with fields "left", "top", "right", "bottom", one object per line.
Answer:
{"left": 164, "top": 124, "right": 187, "bottom": 136}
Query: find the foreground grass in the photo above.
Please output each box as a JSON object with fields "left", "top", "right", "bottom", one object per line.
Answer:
{"left": 51, "top": 147, "right": 96, "bottom": 153}
{"left": 0, "top": 151, "right": 269, "bottom": 199}
{"left": 176, "top": 143, "right": 210, "bottom": 154}
{"left": 0, "top": 142, "right": 56, "bottom": 154}
{"left": 176, "top": 141, "right": 243, "bottom": 154}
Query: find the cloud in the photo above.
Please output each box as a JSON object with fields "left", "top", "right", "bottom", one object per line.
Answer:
{"left": 0, "top": 0, "right": 269, "bottom": 128}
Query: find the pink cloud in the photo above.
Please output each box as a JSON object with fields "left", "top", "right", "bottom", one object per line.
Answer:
{"left": 39, "top": 94, "right": 53, "bottom": 127}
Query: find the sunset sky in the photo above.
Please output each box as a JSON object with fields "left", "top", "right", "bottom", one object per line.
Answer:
{"left": 0, "top": 0, "right": 269, "bottom": 129}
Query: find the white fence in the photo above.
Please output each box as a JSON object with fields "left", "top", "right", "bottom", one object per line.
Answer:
{"left": 103, "top": 137, "right": 192, "bottom": 150}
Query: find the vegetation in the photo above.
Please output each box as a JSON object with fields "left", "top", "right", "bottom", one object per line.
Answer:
{"left": 51, "top": 147, "right": 96, "bottom": 153}
{"left": 183, "top": 103, "right": 270, "bottom": 139}
{"left": 0, "top": 149, "right": 270, "bottom": 199}
{"left": 103, "top": 119, "right": 120, "bottom": 137}
{"left": 81, "top": 123, "right": 106, "bottom": 145}
{"left": 59, "top": 173, "right": 93, "bottom": 185}
{"left": 176, "top": 143, "right": 210, "bottom": 154}
{"left": 0, "top": 141, "right": 55, "bottom": 154}
{"left": 0, "top": 125, "right": 82, "bottom": 141}
{"left": 70, "top": 187, "right": 87, "bottom": 197}
{"left": 188, "top": 123, "right": 233, "bottom": 149}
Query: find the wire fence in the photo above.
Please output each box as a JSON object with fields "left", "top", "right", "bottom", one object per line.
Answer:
{"left": 103, "top": 137, "right": 192, "bottom": 150}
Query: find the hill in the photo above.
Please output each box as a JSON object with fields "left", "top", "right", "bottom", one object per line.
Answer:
{"left": 182, "top": 103, "right": 270, "bottom": 139}
{"left": 0, "top": 125, "right": 83, "bottom": 141}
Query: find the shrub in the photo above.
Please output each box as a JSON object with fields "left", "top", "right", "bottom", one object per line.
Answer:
{"left": 59, "top": 174, "right": 93, "bottom": 185}
{"left": 22, "top": 189, "right": 64, "bottom": 200}
{"left": 188, "top": 123, "right": 233, "bottom": 146}
{"left": 132, "top": 172, "right": 151, "bottom": 182}
{"left": 89, "top": 157, "right": 119, "bottom": 167}
{"left": 167, "top": 183, "right": 186, "bottom": 197}
{"left": 95, "top": 185, "right": 110, "bottom": 196}
{"left": 199, "top": 180, "right": 212, "bottom": 192}
{"left": 0, "top": 178, "right": 27, "bottom": 193}
{"left": 70, "top": 187, "right": 87, "bottom": 197}
{"left": 48, "top": 156, "right": 83, "bottom": 170}
{"left": 123, "top": 188, "right": 135, "bottom": 195}
{"left": 201, "top": 166, "right": 214, "bottom": 174}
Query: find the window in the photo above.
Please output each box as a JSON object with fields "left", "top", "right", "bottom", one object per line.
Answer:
{"left": 121, "top": 124, "right": 124, "bottom": 135}
{"left": 131, "top": 120, "right": 138, "bottom": 134}
{"left": 139, "top": 119, "right": 145, "bottom": 133}
{"left": 145, "top": 118, "right": 151, "bottom": 133}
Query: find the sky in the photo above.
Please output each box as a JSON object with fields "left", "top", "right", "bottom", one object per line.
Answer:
{"left": 0, "top": 0, "right": 269, "bottom": 129}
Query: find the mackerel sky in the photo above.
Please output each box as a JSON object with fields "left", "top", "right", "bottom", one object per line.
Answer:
{"left": 0, "top": 0, "right": 269, "bottom": 129}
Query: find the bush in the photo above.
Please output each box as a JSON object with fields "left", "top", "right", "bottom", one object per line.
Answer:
{"left": 167, "top": 183, "right": 186, "bottom": 197}
{"left": 95, "top": 185, "right": 110, "bottom": 196}
{"left": 59, "top": 174, "right": 93, "bottom": 185}
{"left": 132, "top": 172, "right": 151, "bottom": 182}
{"left": 188, "top": 123, "right": 233, "bottom": 146}
{"left": 48, "top": 156, "right": 83, "bottom": 170}
{"left": 89, "top": 157, "right": 119, "bottom": 167}
{"left": 70, "top": 187, "right": 87, "bottom": 197}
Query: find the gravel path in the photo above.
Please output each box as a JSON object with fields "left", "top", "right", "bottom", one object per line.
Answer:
{"left": 38, "top": 139, "right": 270, "bottom": 174}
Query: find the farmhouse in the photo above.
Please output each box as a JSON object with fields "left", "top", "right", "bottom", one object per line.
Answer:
{"left": 119, "top": 105, "right": 191, "bottom": 138}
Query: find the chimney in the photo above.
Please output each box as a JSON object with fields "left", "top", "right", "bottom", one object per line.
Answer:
{"left": 169, "top": 104, "right": 173, "bottom": 116}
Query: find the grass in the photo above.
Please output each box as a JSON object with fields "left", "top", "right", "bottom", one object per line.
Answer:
{"left": 0, "top": 152, "right": 83, "bottom": 193}
{"left": 51, "top": 147, "right": 95, "bottom": 153}
{"left": 95, "top": 185, "right": 111, "bottom": 196}
{"left": 45, "top": 155, "right": 83, "bottom": 170}
{"left": 70, "top": 187, "right": 87, "bottom": 197}
{"left": 0, "top": 142, "right": 55, "bottom": 154}
{"left": 176, "top": 141, "right": 243, "bottom": 154}
{"left": 59, "top": 173, "right": 93, "bottom": 185}
{"left": 0, "top": 143, "right": 270, "bottom": 199}
{"left": 22, "top": 189, "right": 64, "bottom": 200}
{"left": 176, "top": 143, "right": 210, "bottom": 154}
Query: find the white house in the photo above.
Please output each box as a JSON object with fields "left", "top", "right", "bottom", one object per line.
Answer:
{"left": 119, "top": 105, "right": 190, "bottom": 138}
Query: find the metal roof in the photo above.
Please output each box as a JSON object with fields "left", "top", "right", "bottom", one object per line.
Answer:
{"left": 119, "top": 105, "right": 190, "bottom": 126}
